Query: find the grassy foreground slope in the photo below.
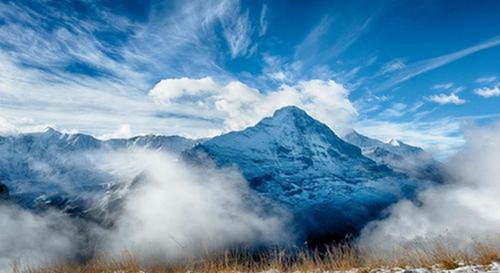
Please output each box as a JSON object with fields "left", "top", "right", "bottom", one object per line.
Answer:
{"left": 22, "top": 239, "right": 500, "bottom": 273}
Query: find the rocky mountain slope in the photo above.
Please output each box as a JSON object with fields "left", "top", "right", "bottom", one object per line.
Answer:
{"left": 343, "top": 129, "right": 443, "bottom": 182}
{"left": 183, "top": 106, "right": 428, "bottom": 243}
{"left": 0, "top": 129, "right": 197, "bottom": 214}
{"left": 0, "top": 106, "right": 441, "bottom": 243}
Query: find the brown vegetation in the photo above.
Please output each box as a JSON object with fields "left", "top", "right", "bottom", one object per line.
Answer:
{"left": 19, "top": 239, "right": 500, "bottom": 273}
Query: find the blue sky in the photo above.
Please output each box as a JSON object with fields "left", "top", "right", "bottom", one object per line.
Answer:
{"left": 0, "top": 0, "right": 499, "bottom": 158}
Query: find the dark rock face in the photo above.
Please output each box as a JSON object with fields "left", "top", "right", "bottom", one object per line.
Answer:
{"left": 0, "top": 183, "right": 9, "bottom": 200}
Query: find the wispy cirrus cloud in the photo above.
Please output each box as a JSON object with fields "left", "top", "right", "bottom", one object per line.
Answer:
{"left": 0, "top": 0, "right": 496, "bottom": 161}
{"left": 0, "top": 0, "right": 262, "bottom": 85}
{"left": 379, "top": 59, "right": 406, "bottom": 75}
{"left": 432, "top": 82, "right": 454, "bottom": 90}
{"left": 293, "top": 16, "right": 333, "bottom": 62}
{"left": 0, "top": 0, "right": 264, "bottom": 137}
{"left": 265, "top": 13, "right": 376, "bottom": 86}
{"left": 376, "top": 35, "right": 500, "bottom": 91}
{"left": 476, "top": 76, "right": 497, "bottom": 84}
{"left": 258, "top": 4, "right": 269, "bottom": 37}
{"left": 0, "top": 0, "right": 147, "bottom": 87}
{"left": 379, "top": 103, "right": 408, "bottom": 118}
{"left": 220, "top": 2, "right": 256, "bottom": 59}
{"left": 294, "top": 15, "right": 374, "bottom": 67}
{"left": 127, "top": 0, "right": 260, "bottom": 77}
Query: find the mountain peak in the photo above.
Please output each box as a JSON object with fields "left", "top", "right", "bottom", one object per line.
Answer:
{"left": 386, "top": 138, "right": 401, "bottom": 146}
{"left": 39, "top": 126, "right": 63, "bottom": 138}
{"left": 44, "top": 126, "right": 59, "bottom": 133}
{"left": 343, "top": 129, "right": 384, "bottom": 148}
{"left": 184, "top": 104, "right": 377, "bottom": 185}
{"left": 182, "top": 106, "right": 412, "bottom": 244}
{"left": 266, "top": 106, "right": 315, "bottom": 124}
{"left": 344, "top": 129, "right": 366, "bottom": 139}
{"left": 262, "top": 106, "right": 323, "bottom": 131}
{"left": 272, "top": 105, "right": 308, "bottom": 117}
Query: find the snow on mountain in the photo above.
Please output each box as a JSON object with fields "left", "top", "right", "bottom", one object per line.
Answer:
{"left": 0, "top": 128, "right": 197, "bottom": 215}
{"left": 343, "top": 130, "right": 443, "bottom": 182}
{"left": 0, "top": 107, "right": 438, "bottom": 244}
{"left": 386, "top": 138, "right": 401, "bottom": 147}
{"left": 183, "top": 106, "right": 423, "bottom": 243}
{"left": 106, "top": 134, "right": 197, "bottom": 155}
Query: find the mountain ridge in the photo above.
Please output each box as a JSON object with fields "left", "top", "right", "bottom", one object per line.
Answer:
{"left": 183, "top": 106, "right": 425, "bottom": 243}
{"left": 0, "top": 106, "right": 441, "bottom": 244}
{"left": 343, "top": 129, "right": 443, "bottom": 182}
{"left": 0, "top": 128, "right": 199, "bottom": 213}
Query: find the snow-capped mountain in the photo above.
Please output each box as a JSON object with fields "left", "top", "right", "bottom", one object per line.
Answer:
{"left": 0, "top": 128, "right": 197, "bottom": 214}
{"left": 0, "top": 106, "right": 439, "bottom": 244}
{"left": 183, "top": 106, "right": 423, "bottom": 243}
{"left": 106, "top": 134, "right": 197, "bottom": 155}
{"left": 343, "top": 130, "right": 443, "bottom": 182}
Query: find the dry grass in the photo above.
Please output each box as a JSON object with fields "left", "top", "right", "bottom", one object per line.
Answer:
{"left": 20, "top": 239, "right": 500, "bottom": 273}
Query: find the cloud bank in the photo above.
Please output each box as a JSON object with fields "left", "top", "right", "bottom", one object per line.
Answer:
{"left": 359, "top": 121, "right": 500, "bottom": 251}
{"left": 102, "top": 151, "right": 290, "bottom": 259}
{"left": 149, "top": 77, "right": 357, "bottom": 135}
{"left": 0, "top": 206, "right": 79, "bottom": 272}
{"left": 0, "top": 149, "right": 291, "bottom": 271}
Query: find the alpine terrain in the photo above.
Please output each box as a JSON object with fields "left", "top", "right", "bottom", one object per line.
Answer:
{"left": 0, "top": 106, "right": 440, "bottom": 244}
{"left": 183, "top": 106, "right": 433, "bottom": 243}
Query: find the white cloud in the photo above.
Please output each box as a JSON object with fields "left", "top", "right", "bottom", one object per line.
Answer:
{"left": 380, "top": 59, "right": 406, "bottom": 74}
{"left": 261, "top": 53, "right": 299, "bottom": 84}
{"left": 431, "top": 82, "right": 454, "bottom": 90}
{"left": 476, "top": 76, "right": 497, "bottom": 84}
{"left": 377, "top": 35, "right": 500, "bottom": 91}
{"left": 0, "top": 149, "right": 292, "bottom": 270}
{"left": 451, "top": 86, "right": 465, "bottom": 93}
{"left": 149, "top": 77, "right": 357, "bottom": 135}
{"left": 426, "top": 93, "right": 466, "bottom": 105}
{"left": 0, "top": 0, "right": 476, "bottom": 160}
{"left": 0, "top": 1, "right": 147, "bottom": 89}
{"left": 360, "top": 122, "right": 500, "bottom": 251}
{"left": 269, "top": 71, "right": 287, "bottom": 81}
{"left": 294, "top": 15, "right": 374, "bottom": 67}
{"left": 258, "top": 4, "right": 269, "bottom": 36}
{"left": 294, "top": 16, "right": 332, "bottom": 62}
{"left": 354, "top": 118, "right": 464, "bottom": 159}
{"left": 98, "top": 124, "right": 133, "bottom": 140}
{"left": 474, "top": 86, "right": 500, "bottom": 98}
{"left": 0, "top": 0, "right": 264, "bottom": 138}
{"left": 380, "top": 103, "right": 407, "bottom": 118}
{"left": 103, "top": 150, "right": 291, "bottom": 259}
{"left": 0, "top": 50, "right": 172, "bottom": 135}
{"left": 220, "top": 2, "right": 255, "bottom": 59}
{"left": 0, "top": 206, "right": 79, "bottom": 272}
{"left": 149, "top": 77, "right": 220, "bottom": 103}
{"left": 0, "top": 116, "right": 53, "bottom": 135}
